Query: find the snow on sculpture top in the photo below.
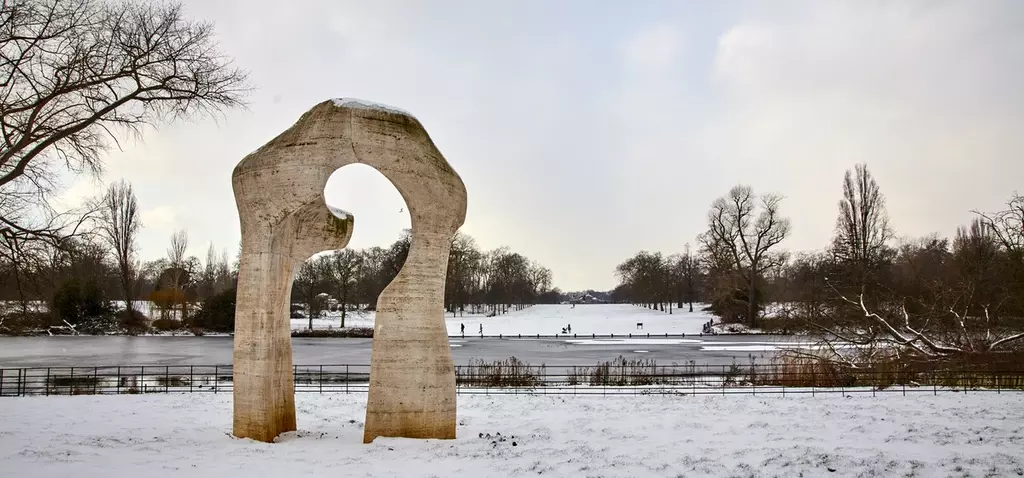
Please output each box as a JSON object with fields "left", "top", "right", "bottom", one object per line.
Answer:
{"left": 330, "top": 97, "right": 415, "bottom": 118}
{"left": 326, "top": 205, "right": 351, "bottom": 220}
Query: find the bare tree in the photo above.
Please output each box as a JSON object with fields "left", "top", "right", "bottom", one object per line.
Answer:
{"left": 831, "top": 163, "right": 893, "bottom": 286}
{"left": 0, "top": 0, "right": 248, "bottom": 247}
{"left": 167, "top": 229, "right": 187, "bottom": 320}
{"left": 98, "top": 179, "right": 140, "bottom": 323}
{"left": 700, "top": 185, "right": 790, "bottom": 326}
{"left": 530, "top": 262, "right": 553, "bottom": 296}
{"left": 615, "top": 251, "right": 668, "bottom": 310}
{"left": 329, "top": 249, "right": 362, "bottom": 327}
{"left": 973, "top": 192, "right": 1024, "bottom": 261}
{"left": 678, "top": 243, "right": 701, "bottom": 312}
{"left": 294, "top": 257, "right": 328, "bottom": 330}
{"left": 972, "top": 192, "right": 1024, "bottom": 317}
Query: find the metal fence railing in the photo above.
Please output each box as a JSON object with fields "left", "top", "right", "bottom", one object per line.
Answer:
{"left": 3, "top": 361, "right": 1023, "bottom": 397}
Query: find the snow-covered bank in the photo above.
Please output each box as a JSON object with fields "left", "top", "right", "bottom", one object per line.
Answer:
{"left": 2, "top": 393, "right": 1021, "bottom": 477}
{"left": 292, "top": 304, "right": 719, "bottom": 336}
{"left": 445, "top": 304, "right": 715, "bottom": 336}
{"left": 6, "top": 303, "right": 731, "bottom": 337}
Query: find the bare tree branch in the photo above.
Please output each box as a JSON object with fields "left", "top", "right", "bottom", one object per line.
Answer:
{"left": 1, "top": 0, "right": 249, "bottom": 246}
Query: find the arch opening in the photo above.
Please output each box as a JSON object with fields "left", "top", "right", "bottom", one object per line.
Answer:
{"left": 288, "top": 164, "right": 412, "bottom": 334}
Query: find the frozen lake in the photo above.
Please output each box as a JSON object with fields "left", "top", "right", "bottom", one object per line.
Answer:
{"left": 0, "top": 335, "right": 812, "bottom": 368}
{"left": 0, "top": 305, "right": 808, "bottom": 367}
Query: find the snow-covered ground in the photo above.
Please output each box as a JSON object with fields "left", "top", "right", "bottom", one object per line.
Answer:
{"left": 5, "top": 301, "right": 722, "bottom": 336}
{"left": 446, "top": 304, "right": 715, "bottom": 336}
{"left": 292, "top": 304, "right": 718, "bottom": 336}
{"left": 289, "top": 311, "right": 377, "bottom": 331}
{"left": 1, "top": 393, "right": 1021, "bottom": 477}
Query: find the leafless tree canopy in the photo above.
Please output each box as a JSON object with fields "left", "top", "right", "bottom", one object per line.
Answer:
{"left": 0, "top": 0, "right": 248, "bottom": 248}
{"left": 614, "top": 251, "right": 667, "bottom": 308}
{"left": 974, "top": 192, "right": 1024, "bottom": 260}
{"left": 329, "top": 248, "right": 361, "bottom": 326}
{"left": 676, "top": 244, "right": 701, "bottom": 312}
{"left": 167, "top": 228, "right": 186, "bottom": 268}
{"left": 165, "top": 228, "right": 187, "bottom": 317}
{"left": 699, "top": 185, "right": 790, "bottom": 326}
{"left": 99, "top": 178, "right": 138, "bottom": 319}
{"left": 831, "top": 163, "right": 893, "bottom": 285}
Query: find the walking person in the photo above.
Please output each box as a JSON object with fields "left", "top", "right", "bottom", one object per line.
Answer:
{"left": 479, "top": 323, "right": 483, "bottom": 337}
{"left": 460, "top": 323, "right": 465, "bottom": 337}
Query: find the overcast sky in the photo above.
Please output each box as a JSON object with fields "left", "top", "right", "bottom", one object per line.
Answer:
{"left": 58, "top": 0, "right": 1024, "bottom": 291}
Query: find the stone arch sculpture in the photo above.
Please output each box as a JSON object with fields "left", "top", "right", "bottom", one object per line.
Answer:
{"left": 231, "top": 98, "right": 467, "bottom": 443}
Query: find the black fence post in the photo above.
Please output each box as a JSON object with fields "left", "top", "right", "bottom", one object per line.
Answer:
{"left": 189, "top": 366, "right": 194, "bottom": 393}
{"left": 69, "top": 367, "right": 74, "bottom": 396}
{"left": 94, "top": 367, "right": 98, "bottom": 395}
{"left": 214, "top": 365, "right": 218, "bottom": 394}
{"left": 164, "top": 366, "right": 169, "bottom": 393}
{"left": 117, "top": 367, "right": 121, "bottom": 394}
{"left": 345, "top": 365, "right": 349, "bottom": 394}
{"left": 0, "top": 368, "right": 4, "bottom": 396}
{"left": 319, "top": 365, "right": 323, "bottom": 394}
{"left": 45, "top": 368, "right": 50, "bottom": 396}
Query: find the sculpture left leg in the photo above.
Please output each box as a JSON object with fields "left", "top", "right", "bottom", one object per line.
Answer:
{"left": 232, "top": 200, "right": 352, "bottom": 442}
{"left": 233, "top": 251, "right": 297, "bottom": 442}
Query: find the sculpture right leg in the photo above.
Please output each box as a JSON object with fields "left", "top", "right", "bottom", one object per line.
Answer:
{"left": 232, "top": 251, "right": 297, "bottom": 442}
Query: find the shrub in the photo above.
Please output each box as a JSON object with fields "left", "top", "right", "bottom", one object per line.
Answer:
{"left": 149, "top": 288, "right": 186, "bottom": 311}
{"left": 456, "top": 357, "right": 544, "bottom": 387}
{"left": 76, "top": 315, "right": 122, "bottom": 335}
{"left": 587, "top": 356, "right": 667, "bottom": 386}
{"left": 187, "top": 287, "right": 236, "bottom": 333}
{"left": 52, "top": 277, "right": 113, "bottom": 326}
{"left": 0, "top": 311, "right": 52, "bottom": 336}
{"left": 708, "top": 285, "right": 764, "bottom": 324}
{"left": 119, "top": 309, "right": 150, "bottom": 334}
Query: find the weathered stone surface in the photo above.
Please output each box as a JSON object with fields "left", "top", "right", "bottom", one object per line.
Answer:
{"left": 231, "top": 99, "right": 467, "bottom": 443}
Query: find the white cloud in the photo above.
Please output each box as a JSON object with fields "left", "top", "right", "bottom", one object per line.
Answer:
{"left": 52, "top": 175, "right": 104, "bottom": 211}
{"left": 140, "top": 206, "right": 179, "bottom": 232}
{"left": 621, "top": 24, "right": 684, "bottom": 69}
